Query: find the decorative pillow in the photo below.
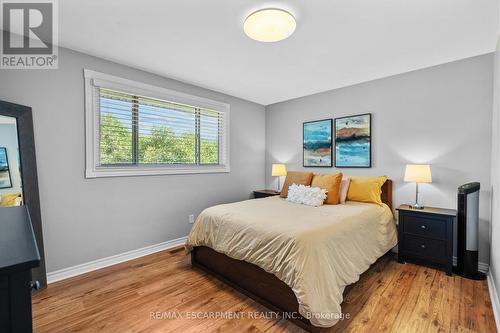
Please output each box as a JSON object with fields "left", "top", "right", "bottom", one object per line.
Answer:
{"left": 286, "top": 184, "right": 306, "bottom": 203}
{"left": 280, "top": 171, "right": 314, "bottom": 198}
{"left": 346, "top": 176, "right": 387, "bottom": 206}
{"left": 286, "top": 184, "right": 327, "bottom": 207}
{"left": 311, "top": 173, "right": 343, "bottom": 204}
{"left": 0, "top": 192, "right": 22, "bottom": 207}
{"left": 339, "top": 177, "right": 350, "bottom": 204}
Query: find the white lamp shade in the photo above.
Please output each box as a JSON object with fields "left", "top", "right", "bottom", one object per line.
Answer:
{"left": 404, "top": 164, "right": 432, "bottom": 183}
{"left": 272, "top": 164, "right": 287, "bottom": 177}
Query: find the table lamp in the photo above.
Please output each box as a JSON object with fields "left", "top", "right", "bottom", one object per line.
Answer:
{"left": 404, "top": 164, "right": 432, "bottom": 209}
{"left": 272, "top": 164, "right": 287, "bottom": 192}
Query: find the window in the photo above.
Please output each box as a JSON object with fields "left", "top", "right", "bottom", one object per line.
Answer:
{"left": 84, "top": 70, "right": 229, "bottom": 178}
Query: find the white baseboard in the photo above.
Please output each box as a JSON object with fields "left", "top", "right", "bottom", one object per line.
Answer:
{"left": 47, "top": 236, "right": 187, "bottom": 284}
{"left": 488, "top": 271, "right": 500, "bottom": 331}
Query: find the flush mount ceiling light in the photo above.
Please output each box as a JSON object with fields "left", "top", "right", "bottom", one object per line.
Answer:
{"left": 244, "top": 8, "right": 296, "bottom": 42}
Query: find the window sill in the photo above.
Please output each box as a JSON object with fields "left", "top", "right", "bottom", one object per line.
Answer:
{"left": 85, "top": 165, "right": 230, "bottom": 178}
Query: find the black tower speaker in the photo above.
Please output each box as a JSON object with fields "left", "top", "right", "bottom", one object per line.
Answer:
{"left": 455, "top": 182, "right": 486, "bottom": 280}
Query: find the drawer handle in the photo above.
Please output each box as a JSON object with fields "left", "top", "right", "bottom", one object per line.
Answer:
{"left": 30, "top": 280, "right": 40, "bottom": 291}
{"left": 420, "top": 244, "right": 426, "bottom": 249}
{"left": 420, "top": 225, "right": 426, "bottom": 229}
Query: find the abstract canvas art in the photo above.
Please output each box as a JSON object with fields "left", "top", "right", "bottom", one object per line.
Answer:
{"left": 335, "top": 114, "right": 371, "bottom": 168}
{"left": 303, "top": 119, "right": 332, "bottom": 167}
{"left": 0, "top": 147, "right": 12, "bottom": 188}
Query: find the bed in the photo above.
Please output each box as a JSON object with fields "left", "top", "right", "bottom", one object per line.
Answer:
{"left": 186, "top": 180, "right": 396, "bottom": 332}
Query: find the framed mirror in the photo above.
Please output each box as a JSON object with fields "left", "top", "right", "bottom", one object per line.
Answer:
{"left": 0, "top": 100, "right": 46, "bottom": 288}
{"left": 0, "top": 147, "right": 13, "bottom": 189}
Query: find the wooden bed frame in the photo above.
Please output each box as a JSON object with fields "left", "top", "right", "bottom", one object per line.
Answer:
{"left": 191, "top": 180, "right": 393, "bottom": 332}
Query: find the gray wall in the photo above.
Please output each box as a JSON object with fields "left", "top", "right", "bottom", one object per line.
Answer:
{"left": 0, "top": 47, "right": 493, "bottom": 272}
{"left": 0, "top": 123, "right": 21, "bottom": 195}
{"left": 490, "top": 39, "right": 500, "bottom": 296}
{"left": 266, "top": 54, "right": 494, "bottom": 263}
{"left": 0, "top": 47, "right": 266, "bottom": 272}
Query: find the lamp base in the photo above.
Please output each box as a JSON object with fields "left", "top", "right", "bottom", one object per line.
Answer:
{"left": 409, "top": 203, "right": 425, "bottom": 209}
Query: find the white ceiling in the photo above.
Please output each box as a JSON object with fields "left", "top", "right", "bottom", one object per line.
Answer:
{"left": 60, "top": 0, "right": 498, "bottom": 105}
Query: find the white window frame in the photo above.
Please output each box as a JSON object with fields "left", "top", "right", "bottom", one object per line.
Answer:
{"left": 84, "top": 69, "right": 230, "bottom": 178}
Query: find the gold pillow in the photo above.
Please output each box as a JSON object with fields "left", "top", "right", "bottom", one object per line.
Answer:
{"left": 280, "top": 171, "right": 314, "bottom": 198}
{"left": 0, "top": 192, "right": 22, "bottom": 207}
{"left": 311, "top": 173, "right": 343, "bottom": 204}
{"left": 346, "top": 176, "right": 387, "bottom": 205}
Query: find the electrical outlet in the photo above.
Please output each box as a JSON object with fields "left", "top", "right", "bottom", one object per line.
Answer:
{"left": 188, "top": 214, "right": 195, "bottom": 224}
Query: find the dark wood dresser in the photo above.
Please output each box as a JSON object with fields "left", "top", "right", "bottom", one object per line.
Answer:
{"left": 396, "top": 204, "right": 456, "bottom": 275}
{"left": 0, "top": 206, "right": 41, "bottom": 333}
{"left": 253, "top": 189, "right": 280, "bottom": 199}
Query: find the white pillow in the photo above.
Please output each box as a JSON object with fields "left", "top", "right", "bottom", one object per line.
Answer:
{"left": 286, "top": 183, "right": 307, "bottom": 203}
{"left": 286, "top": 183, "right": 327, "bottom": 207}
{"left": 339, "top": 177, "right": 351, "bottom": 204}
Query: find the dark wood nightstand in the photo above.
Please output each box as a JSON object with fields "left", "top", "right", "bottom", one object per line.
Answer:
{"left": 253, "top": 190, "right": 280, "bottom": 199}
{"left": 396, "top": 204, "right": 456, "bottom": 275}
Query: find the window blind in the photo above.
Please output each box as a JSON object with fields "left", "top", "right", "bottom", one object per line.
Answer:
{"left": 98, "top": 88, "right": 223, "bottom": 167}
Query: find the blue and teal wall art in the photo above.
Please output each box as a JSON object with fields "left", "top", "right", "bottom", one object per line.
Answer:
{"left": 303, "top": 119, "right": 332, "bottom": 167}
{"left": 334, "top": 114, "right": 371, "bottom": 168}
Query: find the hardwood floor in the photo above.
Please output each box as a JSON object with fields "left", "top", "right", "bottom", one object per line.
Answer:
{"left": 33, "top": 247, "right": 497, "bottom": 333}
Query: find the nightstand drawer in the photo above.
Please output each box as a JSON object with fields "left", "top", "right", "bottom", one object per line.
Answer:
{"left": 253, "top": 190, "right": 280, "bottom": 199}
{"left": 397, "top": 205, "right": 455, "bottom": 275}
{"left": 401, "top": 214, "right": 446, "bottom": 240}
{"left": 401, "top": 234, "right": 446, "bottom": 263}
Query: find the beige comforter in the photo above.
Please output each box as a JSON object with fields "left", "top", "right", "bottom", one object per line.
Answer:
{"left": 186, "top": 196, "right": 397, "bottom": 327}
